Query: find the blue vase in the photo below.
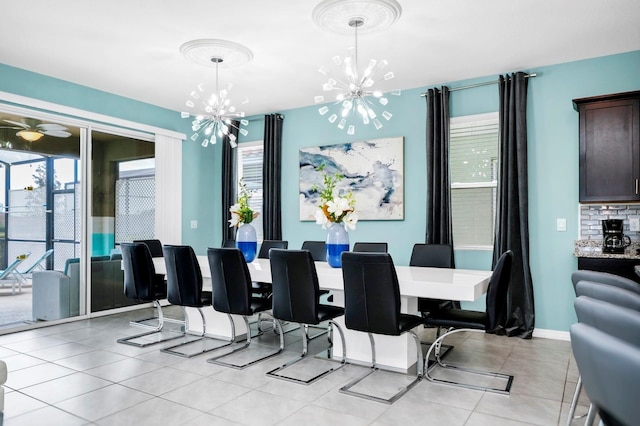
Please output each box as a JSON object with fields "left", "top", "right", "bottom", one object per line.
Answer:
{"left": 326, "top": 222, "right": 349, "bottom": 268}
{"left": 236, "top": 223, "right": 257, "bottom": 263}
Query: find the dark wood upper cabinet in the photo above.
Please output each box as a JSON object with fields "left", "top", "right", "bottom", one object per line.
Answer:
{"left": 574, "top": 91, "right": 640, "bottom": 203}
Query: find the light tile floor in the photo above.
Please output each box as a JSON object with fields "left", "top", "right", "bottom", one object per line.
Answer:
{"left": 0, "top": 308, "right": 591, "bottom": 425}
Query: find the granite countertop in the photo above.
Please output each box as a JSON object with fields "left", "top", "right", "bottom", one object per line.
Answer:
{"left": 574, "top": 239, "right": 640, "bottom": 259}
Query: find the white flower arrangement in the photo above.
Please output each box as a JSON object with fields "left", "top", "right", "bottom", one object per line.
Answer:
{"left": 228, "top": 179, "right": 259, "bottom": 228}
{"left": 312, "top": 164, "right": 358, "bottom": 230}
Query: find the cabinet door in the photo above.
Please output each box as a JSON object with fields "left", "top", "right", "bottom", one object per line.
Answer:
{"left": 577, "top": 257, "right": 640, "bottom": 285}
{"left": 579, "top": 97, "right": 640, "bottom": 202}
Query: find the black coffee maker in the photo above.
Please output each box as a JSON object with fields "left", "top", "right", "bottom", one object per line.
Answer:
{"left": 602, "top": 219, "right": 631, "bottom": 254}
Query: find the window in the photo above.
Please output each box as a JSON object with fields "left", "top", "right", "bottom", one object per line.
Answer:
{"left": 237, "top": 141, "right": 264, "bottom": 242}
{"left": 115, "top": 158, "right": 155, "bottom": 243}
{"left": 450, "top": 113, "right": 499, "bottom": 249}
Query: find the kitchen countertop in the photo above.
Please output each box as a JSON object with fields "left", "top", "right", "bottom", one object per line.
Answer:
{"left": 574, "top": 240, "right": 640, "bottom": 259}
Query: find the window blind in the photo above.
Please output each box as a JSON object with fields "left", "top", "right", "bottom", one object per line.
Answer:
{"left": 450, "top": 115, "right": 498, "bottom": 248}
{"left": 237, "top": 143, "right": 264, "bottom": 241}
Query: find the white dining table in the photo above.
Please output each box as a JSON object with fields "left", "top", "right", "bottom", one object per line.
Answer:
{"left": 153, "top": 256, "right": 492, "bottom": 372}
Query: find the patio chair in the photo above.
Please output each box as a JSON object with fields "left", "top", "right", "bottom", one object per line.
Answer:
{"left": 0, "top": 255, "right": 29, "bottom": 295}
{"left": 16, "top": 249, "right": 53, "bottom": 281}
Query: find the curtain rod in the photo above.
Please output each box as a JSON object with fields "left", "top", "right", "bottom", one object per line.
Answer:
{"left": 247, "top": 113, "right": 284, "bottom": 122}
{"left": 419, "top": 73, "right": 537, "bottom": 96}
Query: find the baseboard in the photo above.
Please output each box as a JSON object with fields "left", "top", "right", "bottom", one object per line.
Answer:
{"left": 533, "top": 328, "right": 570, "bottom": 341}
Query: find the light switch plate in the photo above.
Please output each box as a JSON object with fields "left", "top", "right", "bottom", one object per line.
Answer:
{"left": 556, "top": 218, "right": 567, "bottom": 232}
{"left": 190, "top": 220, "right": 198, "bottom": 229}
{"left": 630, "top": 217, "right": 640, "bottom": 232}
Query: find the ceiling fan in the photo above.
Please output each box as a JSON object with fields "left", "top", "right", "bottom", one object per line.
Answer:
{"left": 1, "top": 119, "right": 71, "bottom": 142}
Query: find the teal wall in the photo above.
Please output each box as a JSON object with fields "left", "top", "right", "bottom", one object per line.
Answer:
{"left": 1, "top": 51, "right": 639, "bottom": 332}
{"left": 0, "top": 63, "right": 219, "bottom": 256}
{"left": 231, "top": 51, "right": 640, "bottom": 331}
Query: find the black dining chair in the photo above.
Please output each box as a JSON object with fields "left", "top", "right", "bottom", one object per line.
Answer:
{"left": 133, "top": 239, "right": 164, "bottom": 258}
{"left": 410, "top": 243, "right": 457, "bottom": 315}
{"left": 160, "top": 245, "right": 231, "bottom": 358}
{"left": 340, "top": 252, "right": 424, "bottom": 404}
{"left": 301, "top": 241, "right": 327, "bottom": 262}
{"left": 422, "top": 250, "right": 514, "bottom": 394}
{"left": 206, "top": 247, "right": 285, "bottom": 369}
{"left": 252, "top": 240, "right": 289, "bottom": 298}
{"left": 301, "top": 240, "right": 333, "bottom": 305}
{"left": 352, "top": 242, "right": 388, "bottom": 253}
{"left": 571, "top": 297, "right": 640, "bottom": 426}
{"left": 117, "top": 242, "right": 184, "bottom": 347}
{"left": 221, "top": 239, "right": 236, "bottom": 248}
{"left": 266, "top": 249, "right": 346, "bottom": 384}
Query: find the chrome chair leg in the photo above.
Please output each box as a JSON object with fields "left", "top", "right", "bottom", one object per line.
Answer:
{"left": 424, "top": 328, "right": 513, "bottom": 394}
{"left": 160, "top": 307, "right": 232, "bottom": 358}
{"left": 207, "top": 314, "right": 285, "bottom": 369}
{"left": 129, "top": 301, "right": 186, "bottom": 330}
{"left": 117, "top": 300, "right": 184, "bottom": 347}
{"left": 566, "top": 375, "right": 587, "bottom": 425}
{"left": 340, "top": 330, "right": 422, "bottom": 404}
{"left": 584, "top": 403, "right": 596, "bottom": 426}
{"left": 267, "top": 320, "right": 346, "bottom": 385}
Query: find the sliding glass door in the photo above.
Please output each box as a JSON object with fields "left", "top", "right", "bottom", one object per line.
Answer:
{"left": 0, "top": 112, "right": 82, "bottom": 329}
{"left": 89, "top": 130, "right": 155, "bottom": 313}
{"left": 0, "top": 107, "right": 159, "bottom": 330}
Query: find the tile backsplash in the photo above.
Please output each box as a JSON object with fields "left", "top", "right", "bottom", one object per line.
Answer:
{"left": 580, "top": 204, "right": 640, "bottom": 241}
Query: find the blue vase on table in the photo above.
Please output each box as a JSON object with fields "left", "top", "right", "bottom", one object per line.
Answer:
{"left": 236, "top": 223, "right": 257, "bottom": 263}
{"left": 326, "top": 222, "right": 349, "bottom": 268}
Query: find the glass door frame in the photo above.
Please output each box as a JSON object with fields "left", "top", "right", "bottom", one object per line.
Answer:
{"left": 0, "top": 96, "right": 168, "bottom": 328}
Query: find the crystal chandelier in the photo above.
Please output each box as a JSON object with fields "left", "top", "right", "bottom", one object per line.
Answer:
{"left": 180, "top": 39, "right": 252, "bottom": 148}
{"left": 181, "top": 58, "right": 248, "bottom": 148}
{"left": 312, "top": 0, "right": 402, "bottom": 135}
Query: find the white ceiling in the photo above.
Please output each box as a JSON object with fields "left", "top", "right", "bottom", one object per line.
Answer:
{"left": 1, "top": 0, "right": 639, "bottom": 117}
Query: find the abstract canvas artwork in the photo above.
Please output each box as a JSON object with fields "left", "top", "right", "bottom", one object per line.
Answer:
{"left": 299, "top": 137, "right": 404, "bottom": 221}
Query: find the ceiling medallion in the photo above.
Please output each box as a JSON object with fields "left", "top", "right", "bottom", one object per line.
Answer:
{"left": 312, "top": 0, "right": 402, "bottom": 135}
{"left": 312, "top": 0, "right": 402, "bottom": 35}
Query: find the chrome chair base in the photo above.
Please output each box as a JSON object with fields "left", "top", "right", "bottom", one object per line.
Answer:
{"left": 129, "top": 316, "right": 185, "bottom": 329}
{"left": 339, "top": 331, "right": 424, "bottom": 404}
{"left": 255, "top": 316, "right": 328, "bottom": 339}
{"left": 340, "top": 367, "right": 422, "bottom": 405}
{"left": 128, "top": 300, "right": 185, "bottom": 331}
{"left": 565, "top": 376, "right": 590, "bottom": 425}
{"left": 207, "top": 314, "right": 285, "bottom": 369}
{"left": 160, "top": 307, "right": 232, "bottom": 358}
{"left": 267, "top": 321, "right": 346, "bottom": 385}
{"left": 424, "top": 328, "right": 513, "bottom": 395}
{"left": 118, "top": 301, "right": 185, "bottom": 348}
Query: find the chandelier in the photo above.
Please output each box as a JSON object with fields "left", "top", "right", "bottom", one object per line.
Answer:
{"left": 180, "top": 39, "right": 252, "bottom": 148}
{"left": 312, "top": 0, "right": 402, "bottom": 135}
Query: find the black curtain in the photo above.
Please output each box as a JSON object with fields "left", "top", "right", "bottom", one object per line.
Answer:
{"left": 493, "top": 72, "right": 535, "bottom": 338}
{"left": 425, "top": 86, "right": 455, "bottom": 267}
{"left": 221, "top": 123, "right": 239, "bottom": 246}
{"left": 262, "top": 114, "right": 284, "bottom": 240}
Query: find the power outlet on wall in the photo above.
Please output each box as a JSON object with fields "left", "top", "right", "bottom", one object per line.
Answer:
{"left": 630, "top": 217, "right": 640, "bottom": 232}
